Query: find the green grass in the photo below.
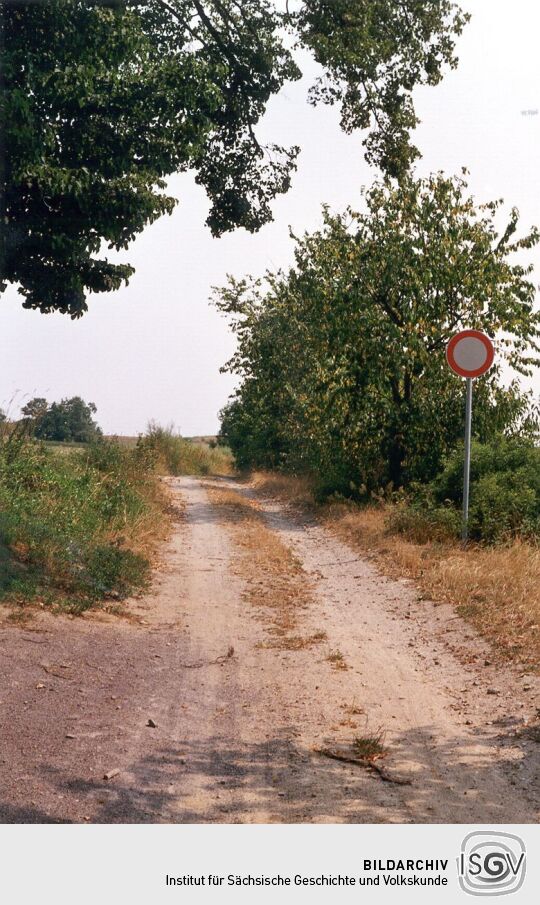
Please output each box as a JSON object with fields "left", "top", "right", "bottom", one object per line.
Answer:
{"left": 353, "top": 731, "right": 387, "bottom": 761}
{"left": 0, "top": 435, "right": 166, "bottom": 613}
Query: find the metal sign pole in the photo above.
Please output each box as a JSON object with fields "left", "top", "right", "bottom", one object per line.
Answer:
{"left": 447, "top": 331, "right": 494, "bottom": 542}
{"left": 462, "top": 377, "right": 473, "bottom": 543}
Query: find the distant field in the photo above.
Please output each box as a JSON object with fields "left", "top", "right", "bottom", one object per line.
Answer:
{"left": 43, "top": 434, "right": 231, "bottom": 474}
{"left": 105, "top": 435, "right": 138, "bottom": 447}
{"left": 44, "top": 440, "right": 86, "bottom": 455}
{"left": 106, "top": 435, "right": 218, "bottom": 447}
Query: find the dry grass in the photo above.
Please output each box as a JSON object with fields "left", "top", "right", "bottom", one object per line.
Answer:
{"left": 251, "top": 471, "right": 540, "bottom": 671}
{"left": 257, "top": 631, "right": 327, "bottom": 651}
{"left": 250, "top": 471, "right": 317, "bottom": 506}
{"left": 341, "top": 700, "right": 365, "bottom": 716}
{"left": 326, "top": 649, "right": 348, "bottom": 670}
{"left": 121, "top": 479, "right": 177, "bottom": 569}
{"left": 206, "top": 484, "right": 323, "bottom": 651}
{"left": 148, "top": 433, "right": 234, "bottom": 477}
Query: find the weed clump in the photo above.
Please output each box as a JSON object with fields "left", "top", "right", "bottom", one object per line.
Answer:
{"left": 137, "top": 423, "right": 233, "bottom": 476}
{"left": 353, "top": 731, "right": 387, "bottom": 761}
{"left": 0, "top": 434, "right": 165, "bottom": 612}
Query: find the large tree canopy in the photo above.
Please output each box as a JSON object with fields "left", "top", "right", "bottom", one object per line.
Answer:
{"left": 0, "top": 0, "right": 467, "bottom": 316}
{"left": 217, "top": 173, "right": 540, "bottom": 492}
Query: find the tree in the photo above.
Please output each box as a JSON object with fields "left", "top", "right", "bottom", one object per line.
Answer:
{"left": 217, "top": 172, "right": 540, "bottom": 492}
{"left": 25, "top": 396, "right": 102, "bottom": 442}
{"left": 21, "top": 397, "right": 49, "bottom": 422}
{"left": 0, "top": 0, "right": 468, "bottom": 316}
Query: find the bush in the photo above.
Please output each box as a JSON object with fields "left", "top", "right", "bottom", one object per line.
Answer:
{"left": 386, "top": 501, "right": 461, "bottom": 544}
{"left": 432, "top": 437, "right": 540, "bottom": 542}
{"left": 82, "top": 546, "right": 150, "bottom": 599}
{"left": 388, "top": 437, "right": 540, "bottom": 544}
{"left": 0, "top": 436, "right": 164, "bottom": 611}
{"left": 138, "top": 423, "right": 233, "bottom": 476}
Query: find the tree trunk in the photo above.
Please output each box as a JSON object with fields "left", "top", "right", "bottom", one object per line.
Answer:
{"left": 387, "top": 373, "right": 411, "bottom": 489}
{"left": 388, "top": 434, "right": 405, "bottom": 488}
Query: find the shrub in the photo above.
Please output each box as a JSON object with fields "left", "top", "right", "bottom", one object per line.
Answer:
{"left": 388, "top": 437, "right": 540, "bottom": 544}
{"left": 0, "top": 436, "right": 164, "bottom": 611}
{"left": 82, "top": 546, "right": 150, "bottom": 599}
{"left": 138, "top": 423, "right": 233, "bottom": 476}
{"left": 432, "top": 437, "right": 540, "bottom": 542}
{"left": 386, "top": 501, "right": 461, "bottom": 544}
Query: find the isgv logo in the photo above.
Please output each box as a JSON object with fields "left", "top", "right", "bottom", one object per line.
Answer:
{"left": 458, "top": 832, "right": 526, "bottom": 896}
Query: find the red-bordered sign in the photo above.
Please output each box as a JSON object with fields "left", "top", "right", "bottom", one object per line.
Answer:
{"left": 446, "top": 330, "right": 494, "bottom": 378}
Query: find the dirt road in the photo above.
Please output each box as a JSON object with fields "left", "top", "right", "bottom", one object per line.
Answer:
{"left": 0, "top": 476, "right": 538, "bottom": 823}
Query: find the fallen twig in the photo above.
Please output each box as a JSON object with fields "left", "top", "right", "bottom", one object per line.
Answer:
{"left": 41, "top": 663, "right": 72, "bottom": 679}
{"left": 314, "top": 747, "right": 412, "bottom": 785}
{"left": 318, "top": 559, "right": 359, "bottom": 567}
{"left": 179, "top": 646, "right": 235, "bottom": 669}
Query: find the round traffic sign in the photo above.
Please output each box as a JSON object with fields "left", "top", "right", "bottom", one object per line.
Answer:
{"left": 446, "top": 330, "right": 494, "bottom": 378}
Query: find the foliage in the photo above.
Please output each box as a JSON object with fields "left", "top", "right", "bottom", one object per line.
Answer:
{"left": 431, "top": 437, "right": 540, "bottom": 542}
{"left": 386, "top": 497, "right": 461, "bottom": 544}
{"left": 0, "top": 435, "right": 163, "bottom": 611}
{"left": 137, "top": 422, "right": 233, "bottom": 475}
{"left": 1, "top": 0, "right": 467, "bottom": 315}
{"left": 217, "top": 172, "right": 540, "bottom": 494}
{"left": 295, "top": 0, "right": 469, "bottom": 177}
{"left": 20, "top": 397, "right": 48, "bottom": 421}
{"left": 387, "top": 437, "right": 540, "bottom": 544}
{"left": 22, "top": 396, "right": 102, "bottom": 442}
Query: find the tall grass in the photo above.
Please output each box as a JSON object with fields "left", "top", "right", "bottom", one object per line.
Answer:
{"left": 138, "top": 423, "right": 233, "bottom": 476}
{"left": 0, "top": 422, "right": 233, "bottom": 614}
{"left": 0, "top": 434, "right": 167, "bottom": 613}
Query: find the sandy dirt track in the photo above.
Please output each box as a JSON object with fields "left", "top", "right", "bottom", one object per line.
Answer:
{"left": 0, "top": 476, "right": 538, "bottom": 823}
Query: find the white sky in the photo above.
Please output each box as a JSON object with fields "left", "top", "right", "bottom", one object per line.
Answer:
{"left": 1, "top": 0, "right": 539, "bottom": 436}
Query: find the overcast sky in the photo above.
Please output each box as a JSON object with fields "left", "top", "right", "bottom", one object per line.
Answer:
{"left": 2, "top": 0, "right": 539, "bottom": 436}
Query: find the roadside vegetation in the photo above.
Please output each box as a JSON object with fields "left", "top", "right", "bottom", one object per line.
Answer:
{"left": 217, "top": 173, "right": 539, "bottom": 502}
{"left": 0, "top": 432, "right": 165, "bottom": 615}
{"left": 138, "top": 423, "right": 233, "bottom": 477}
{"left": 0, "top": 422, "right": 233, "bottom": 616}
